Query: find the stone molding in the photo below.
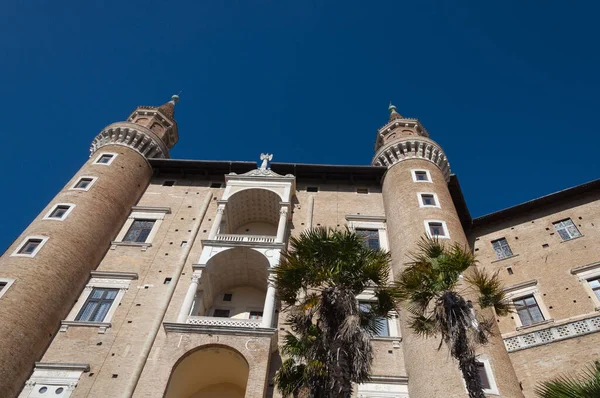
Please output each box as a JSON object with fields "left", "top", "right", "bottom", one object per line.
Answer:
{"left": 372, "top": 137, "right": 451, "bottom": 181}
{"left": 34, "top": 362, "right": 90, "bottom": 372}
{"left": 201, "top": 238, "right": 284, "bottom": 249}
{"left": 89, "top": 122, "right": 170, "bottom": 159}
{"left": 90, "top": 271, "right": 138, "bottom": 280}
{"left": 163, "top": 322, "right": 277, "bottom": 337}
{"left": 345, "top": 214, "right": 386, "bottom": 222}
{"left": 60, "top": 320, "right": 111, "bottom": 334}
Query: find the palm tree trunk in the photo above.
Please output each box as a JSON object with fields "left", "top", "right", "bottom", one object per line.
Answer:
{"left": 454, "top": 323, "right": 486, "bottom": 398}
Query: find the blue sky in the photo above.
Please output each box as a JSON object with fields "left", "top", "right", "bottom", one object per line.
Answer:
{"left": 1, "top": 1, "right": 599, "bottom": 251}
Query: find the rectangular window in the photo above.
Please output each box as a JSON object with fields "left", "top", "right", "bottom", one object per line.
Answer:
{"left": 356, "top": 229, "right": 380, "bottom": 250}
{"left": 223, "top": 293, "right": 233, "bottom": 302}
{"left": 476, "top": 362, "right": 491, "bottom": 389}
{"left": 96, "top": 154, "right": 114, "bottom": 164}
{"left": 412, "top": 170, "right": 430, "bottom": 182}
{"left": 162, "top": 180, "right": 176, "bottom": 187}
{"left": 421, "top": 193, "right": 436, "bottom": 206}
{"left": 50, "top": 205, "right": 71, "bottom": 219}
{"left": 0, "top": 282, "right": 6, "bottom": 294}
{"left": 428, "top": 222, "right": 445, "bottom": 237}
{"left": 553, "top": 218, "right": 581, "bottom": 241}
{"left": 123, "top": 220, "right": 156, "bottom": 243}
{"left": 249, "top": 311, "right": 263, "bottom": 319}
{"left": 213, "top": 309, "right": 231, "bottom": 318}
{"left": 514, "top": 295, "right": 544, "bottom": 326}
{"left": 74, "top": 177, "right": 94, "bottom": 189}
{"left": 306, "top": 186, "right": 319, "bottom": 192}
{"left": 356, "top": 188, "right": 369, "bottom": 194}
{"left": 589, "top": 278, "right": 600, "bottom": 302}
{"left": 492, "top": 238, "right": 513, "bottom": 260}
{"left": 75, "top": 288, "right": 118, "bottom": 322}
{"left": 359, "top": 302, "right": 389, "bottom": 337}
{"left": 210, "top": 182, "right": 222, "bottom": 188}
{"left": 18, "top": 239, "right": 43, "bottom": 255}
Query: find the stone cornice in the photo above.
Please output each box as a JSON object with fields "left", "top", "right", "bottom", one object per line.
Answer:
{"left": 89, "top": 122, "right": 170, "bottom": 160}
{"left": 372, "top": 137, "right": 451, "bottom": 182}
{"left": 345, "top": 214, "right": 386, "bottom": 222}
{"left": 90, "top": 271, "right": 138, "bottom": 280}
{"left": 34, "top": 362, "right": 90, "bottom": 372}
{"left": 163, "top": 322, "right": 277, "bottom": 337}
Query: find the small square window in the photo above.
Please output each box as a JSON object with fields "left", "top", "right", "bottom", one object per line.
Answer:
{"left": 492, "top": 238, "right": 513, "bottom": 260}
{"left": 123, "top": 220, "right": 156, "bottom": 243}
{"left": 356, "top": 188, "right": 369, "bottom": 194}
{"left": 425, "top": 221, "right": 449, "bottom": 239}
{"left": 514, "top": 295, "right": 544, "bottom": 326}
{"left": 306, "top": 186, "right": 319, "bottom": 192}
{"left": 210, "top": 182, "right": 222, "bottom": 188}
{"left": 213, "top": 309, "right": 231, "bottom": 318}
{"left": 412, "top": 170, "right": 431, "bottom": 182}
{"left": 419, "top": 193, "right": 438, "bottom": 207}
{"left": 73, "top": 177, "right": 95, "bottom": 190}
{"left": 162, "top": 180, "right": 176, "bottom": 187}
{"left": 75, "top": 288, "right": 119, "bottom": 322}
{"left": 249, "top": 311, "right": 263, "bottom": 319}
{"left": 18, "top": 239, "right": 43, "bottom": 255}
{"left": 50, "top": 205, "right": 70, "bottom": 219}
{"left": 96, "top": 154, "right": 114, "bottom": 164}
{"left": 553, "top": 218, "right": 581, "bottom": 241}
{"left": 223, "top": 293, "right": 233, "bottom": 302}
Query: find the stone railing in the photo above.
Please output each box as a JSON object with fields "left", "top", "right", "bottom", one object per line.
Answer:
{"left": 214, "top": 234, "right": 276, "bottom": 244}
{"left": 186, "top": 316, "right": 262, "bottom": 328}
{"left": 504, "top": 315, "right": 600, "bottom": 352}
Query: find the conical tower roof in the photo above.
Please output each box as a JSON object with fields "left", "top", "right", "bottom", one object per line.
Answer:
{"left": 157, "top": 94, "right": 179, "bottom": 120}
{"left": 388, "top": 102, "right": 403, "bottom": 121}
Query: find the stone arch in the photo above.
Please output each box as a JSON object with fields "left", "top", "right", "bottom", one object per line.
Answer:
{"left": 225, "top": 188, "right": 280, "bottom": 235}
{"left": 163, "top": 344, "right": 250, "bottom": 398}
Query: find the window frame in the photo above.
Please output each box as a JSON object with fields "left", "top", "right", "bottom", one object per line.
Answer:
{"left": 122, "top": 219, "right": 157, "bottom": 243}
{"left": 20, "top": 362, "right": 89, "bottom": 398}
{"left": 75, "top": 287, "right": 120, "bottom": 323}
{"left": 571, "top": 261, "right": 600, "bottom": 309}
{"left": 93, "top": 152, "right": 117, "bottom": 166}
{"left": 0, "top": 278, "right": 15, "bottom": 299}
{"left": 504, "top": 280, "right": 552, "bottom": 329}
{"left": 113, "top": 207, "right": 171, "bottom": 247}
{"left": 424, "top": 220, "right": 450, "bottom": 239}
{"left": 417, "top": 192, "right": 440, "bottom": 208}
{"left": 69, "top": 176, "right": 98, "bottom": 191}
{"left": 43, "top": 203, "right": 76, "bottom": 221}
{"left": 345, "top": 215, "right": 389, "bottom": 251}
{"left": 61, "top": 271, "right": 137, "bottom": 333}
{"left": 356, "top": 290, "right": 400, "bottom": 339}
{"left": 474, "top": 357, "right": 500, "bottom": 395}
{"left": 491, "top": 237, "right": 514, "bottom": 260}
{"left": 411, "top": 169, "right": 432, "bottom": 183}
{"left": 11, "top": 236, "right": 49, "bottom": 258}
{"left": 355, "top": 228, "right": 381, "bottom": 250}
{"left": 553, "top": 218, "right": 582, "bottom": 241}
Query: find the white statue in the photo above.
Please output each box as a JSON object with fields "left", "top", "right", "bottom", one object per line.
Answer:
{"left": 260, "top": 153, "right": 273, "bottom": 170}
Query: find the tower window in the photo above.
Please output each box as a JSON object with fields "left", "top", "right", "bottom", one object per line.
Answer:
{"left": 75, "top": 288, "right": 119, "bottom": 322}
{"left": 44, "top": 203, "right": 75, "bottom": 221}
{"left": 418, "top": 193, "right": 439, "bottom": 208}
{"left": 94, "top": 153, "right": 117, "bottom": 165}
{"left": 71, "top": 176, "right": 97, "bottom": 191}
{"left": 11, "top": 236, "right": 48, "bottom": 257}
{"left": 223, "top": 293, "right": 233, "bottom": 302}
{"left": 491, "top": 238, "right": 513, "bottom": 260}
{"left": 425, "top": 221, "right": 449, "bottom": 239}
{"left": 123, "top": 220, "right": 156, "bottom": 243}
{"left": 514, "top": 295, "right": 544, "bottom": 326}
{"left": 356, "top": 229, "right": 380, "bottom": 250}
{"left": 0, "top": 278, "right": 15, "bottom": 298}
{"left": 553, "top": 218, "right": 581, "bottom": 241}
{"left": 412, "top": 169, "right": 432, "bottom": 182}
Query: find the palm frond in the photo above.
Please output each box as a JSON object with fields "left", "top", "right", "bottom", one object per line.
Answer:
{"left": 464, "top": 268, "right": 511, "bottom": 316}
{"left": 535, "top": 361, "right": 600, "bottom": 398}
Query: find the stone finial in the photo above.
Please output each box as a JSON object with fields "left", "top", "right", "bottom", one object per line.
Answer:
{"left": 260, "top": 153, "right": 273, "bottom": 170}
{"left": 388, "top": 101, "right": 403, "bottom": 121}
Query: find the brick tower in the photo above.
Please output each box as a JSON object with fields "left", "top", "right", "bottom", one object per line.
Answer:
{"left": 0, "top": 96, "right": 180, "bottom": 398}
{"left": 374, "top": 104, "right": 524, "bottom": 397}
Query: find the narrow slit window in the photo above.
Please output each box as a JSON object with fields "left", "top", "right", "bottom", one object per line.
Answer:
{"left": 123, "top": 220, "right": 156, "bottom": 243}
{"left": 75, "top": 288, "right": 118, "bottom": 322}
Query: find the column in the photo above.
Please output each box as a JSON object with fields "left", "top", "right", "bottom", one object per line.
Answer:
{"left": 275, "top": 206, "right": 288, "bottom": 243}
{"left": 177, "top": 272, "right": 201, "bottom": 323}
{"left": 208, "top": 204, "right": 225, "bottom": 240}
{"left": 261, "top": 282, "right": 277, "bottom": 328}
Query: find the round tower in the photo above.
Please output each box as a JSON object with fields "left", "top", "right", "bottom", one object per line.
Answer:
{"left": 374, "top": 104, "right": 523, "bottom": 397}
{"left": 0, "top": 96, "right": 180, "bottom": 398}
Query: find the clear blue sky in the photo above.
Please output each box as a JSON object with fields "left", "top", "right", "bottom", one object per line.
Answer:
{"left": 1, "top": 1, "right": 598, "bottom": 251}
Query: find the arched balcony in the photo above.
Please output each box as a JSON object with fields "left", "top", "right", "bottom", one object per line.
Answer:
{"left": 164, "top": 345, "right": 249, "bottom": 398}
{"left": 208, "top": 188, "right": 289, "bottom": 245}
{"left": 179, "top": 248, "right": 277, "bottom": 329}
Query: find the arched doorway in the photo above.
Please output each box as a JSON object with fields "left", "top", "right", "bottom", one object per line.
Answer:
{"left": 164, "top": 345, "right": 249, "bottom": 398}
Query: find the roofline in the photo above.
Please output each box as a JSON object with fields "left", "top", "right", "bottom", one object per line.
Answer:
{"left": 471, "top": 178, "right": 600, "bottom": 229}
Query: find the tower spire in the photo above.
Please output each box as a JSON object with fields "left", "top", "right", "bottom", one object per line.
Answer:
{"left": 157, "top": 94, "right": 180, "bottom": 121}
{"left": 388, "top": 101, "right": 403, "bottom": 121}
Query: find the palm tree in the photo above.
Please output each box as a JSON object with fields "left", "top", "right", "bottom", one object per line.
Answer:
{"left": 535, "top": 361, "right": 600, "bottom": 398}
{"left": 273, "top": 227, "right": 398, "bottom": 398}
{"left": 395, "top": 237, "right": 510, "bottom": 398}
